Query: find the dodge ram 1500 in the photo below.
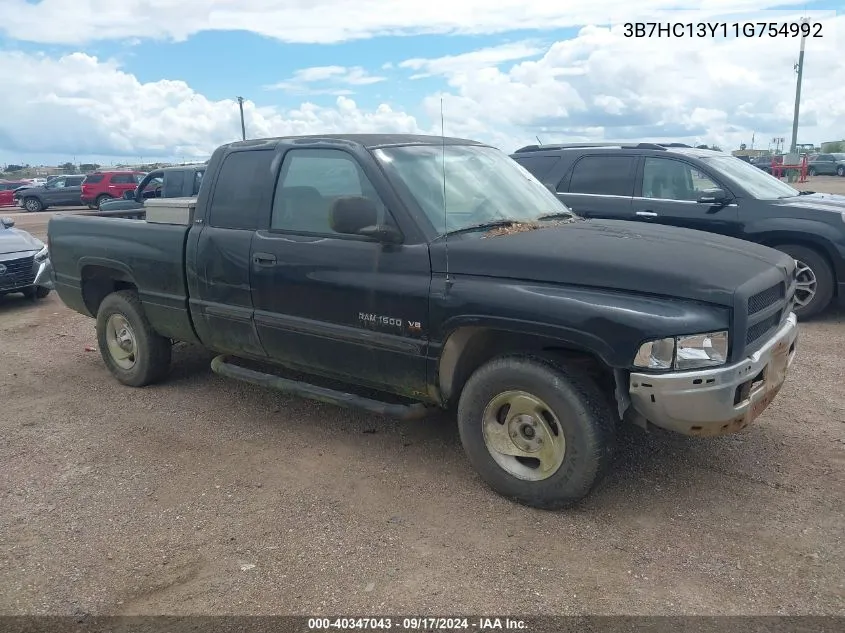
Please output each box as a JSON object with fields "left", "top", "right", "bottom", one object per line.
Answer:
{"left": 48, "top": 134, "right": 799, "bottom": 509}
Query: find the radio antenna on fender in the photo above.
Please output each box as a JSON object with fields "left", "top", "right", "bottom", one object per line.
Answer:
{"left": 440, "top": 97, "right": 451, "bottom": 287}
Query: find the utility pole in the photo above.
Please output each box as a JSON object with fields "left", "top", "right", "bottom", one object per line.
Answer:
{"left": 236, "top": 96, "right": 246, "bottom": 141}
{"left": 789, "top": 17, "right": 811, "bottom": 154}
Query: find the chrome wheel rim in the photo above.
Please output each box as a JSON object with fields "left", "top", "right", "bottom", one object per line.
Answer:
{"left": 25, "top": 199, "right": 39, "bottom": 211}
{"left": 793, "top": 259, "right": 817, "bottom": 309}
{"left": 481, "top": 390, "right": 566, "bottom": 481}
{"left": 105, "top": 314, "right": 138, "bottom": 370}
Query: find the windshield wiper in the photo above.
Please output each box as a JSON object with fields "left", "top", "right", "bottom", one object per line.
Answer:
{"left": 441, "top": 219, "right": 520, "bottom": 237}
{"left": 798, "top": 190, "right": 815, "bottom": 195}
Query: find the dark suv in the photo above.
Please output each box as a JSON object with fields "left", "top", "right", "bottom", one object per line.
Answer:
{"left": 13, "top": 175, "right": 86, "bottom": 212}
{"left": 511, "top": 142, "right": 845, "bottom": 317}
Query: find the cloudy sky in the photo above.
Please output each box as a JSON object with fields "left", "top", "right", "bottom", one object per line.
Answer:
{"left": 0, "top": 0, "right": 842, "bottom": 166}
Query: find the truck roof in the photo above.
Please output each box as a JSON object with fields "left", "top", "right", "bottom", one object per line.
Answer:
{"left": 222, "top": 134, "right": 487, "bottom": 151}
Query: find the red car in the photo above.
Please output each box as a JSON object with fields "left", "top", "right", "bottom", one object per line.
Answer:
{"left": 81, "top": 171, "right": 146, "bottom": 209}
{"left": 0, "top": 181, "right": 30, "bottom": 207}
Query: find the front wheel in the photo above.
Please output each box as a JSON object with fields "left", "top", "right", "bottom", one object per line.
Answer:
{"left": 23, "top": 197, "right": 42, "bottom": 213}
{"left": 775, "top": 244, "right": 834, "bottom": 319}
{"left": 807, "top": 167, "right": 816, "bottom": 177}
{"left": 457, "top": 354, "right": 615, "bottom": 510}
{"left": 22, "top": 285, "right": 51, "bottom": 299}
{"left": 95, "top": 290, "right": 172, "bottom": 387}
{"left": 837, "top": 166, "right": 845, "bottom": 177}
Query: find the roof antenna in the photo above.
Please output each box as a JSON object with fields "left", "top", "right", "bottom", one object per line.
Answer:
{"left": 536, "top": 135, "right": 544, "bottom": 146}
{"left": 441, "top": 97, "right": 451, "bottom": 288}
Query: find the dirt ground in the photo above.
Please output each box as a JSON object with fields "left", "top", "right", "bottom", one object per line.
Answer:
{"left": 1, "top": 177, "right": 845, "bottom": 616}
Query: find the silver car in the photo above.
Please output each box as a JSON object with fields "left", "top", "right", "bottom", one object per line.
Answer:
{"left": 0, "top": 216, "right": 53, "bottom": 299}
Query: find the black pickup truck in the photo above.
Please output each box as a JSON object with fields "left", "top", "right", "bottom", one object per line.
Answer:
{"left": 47, "top": 134, "right": 800, "bottom": 509}
{"left": 98, "top": 165, "right": 205, "bottom": 214}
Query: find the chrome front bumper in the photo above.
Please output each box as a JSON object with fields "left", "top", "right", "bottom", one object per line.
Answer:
{"left": 628, "top": 313, "right": 799, "bottom": 437}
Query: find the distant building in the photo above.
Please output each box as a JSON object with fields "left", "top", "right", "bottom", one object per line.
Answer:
{"left": 732, "top": 149, "right": 769, "bottom": 158}
{"left": 821, "top": 140, "right": 845, "bottom": 153}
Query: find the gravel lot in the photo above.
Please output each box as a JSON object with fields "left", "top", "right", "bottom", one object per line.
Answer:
{"left": 1, "top": 179, "right": 844, "bottom": 616}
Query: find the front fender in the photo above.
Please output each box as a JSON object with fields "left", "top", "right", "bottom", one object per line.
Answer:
{"left": 745, "top": 218, "right": 845, "bottom": 279}
{"left": 432, "top": 278, "right": 732, "bottom": 369}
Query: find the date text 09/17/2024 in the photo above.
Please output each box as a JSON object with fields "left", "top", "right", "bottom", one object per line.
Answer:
{"left": 307, "top": 617, "right": 528, "bottom": 630}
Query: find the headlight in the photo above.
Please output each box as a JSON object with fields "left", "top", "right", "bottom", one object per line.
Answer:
{"left": 34, "top": 245, "right": 49, "bottom": 262}
{"left": 633, "top": 331, "right": 729, "bottom": 371}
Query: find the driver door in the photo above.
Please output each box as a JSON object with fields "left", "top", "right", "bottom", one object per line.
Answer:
{"left": 250, "top": 147, "right": 431, "bottom": 395}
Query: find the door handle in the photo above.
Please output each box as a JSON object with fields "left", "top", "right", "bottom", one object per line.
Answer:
{"left": 635, "top": 211, "right": 658, "bottom": 218}
{"left": 252, "top": 253, "right": 277, "bottom": 266}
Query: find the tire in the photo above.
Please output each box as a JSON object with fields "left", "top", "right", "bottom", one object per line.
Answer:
{"left": 807, "top": 167, "right": 816, "bottom": 177}
{"left": 456, "top": 354, "right": 616, "bottom": 510}
{"left": 774, "top": 244, "right": 835, "bottom": 319}
{"left": 23, "top": 197, "right": 42, "bottom": 213}
{"left": 837, "top": 166, "right": 845, "bottom": 177}
{"left": 22, "top": 286, "right": 51, "bottom": 299}
{"left": 96, "top": 195, "right": 113, "bottom": 209}
{"left": 95, "top": 290, "right": 172, "bottom": 387}
{"left": 87, "top": 204, "right": 96, "bottom": 210}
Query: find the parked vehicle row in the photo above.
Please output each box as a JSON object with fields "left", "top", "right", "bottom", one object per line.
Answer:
{"left": 511, "top": 142, "right": 845, "bottom": 318}
{"left": 5, "top": 171, "right": 147, "bottom": 211}
{"left": 47, "top": 133, "right": 801, "bottom": 510}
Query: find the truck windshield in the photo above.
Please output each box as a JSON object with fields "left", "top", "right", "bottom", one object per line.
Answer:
{"left": 700, "top": 155, "right": 800, "bottom": 200}
{"left": 373, "top": 144, "right": 572, "bottom": 235}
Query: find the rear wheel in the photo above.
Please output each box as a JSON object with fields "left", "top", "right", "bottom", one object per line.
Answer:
{"left": 95, "top": 290, "right": 172, "bottom": 386}
{"left": 774, "top": 244, "right": 834, "bottom": 319}
{"left": 456, "top": 354, "right": 615, "bottom": 509}
{"left": 23, "top": 197, "right": 42, "bottom": 212}
{"left": 807, "top": 167, "right": 816, "bottom": 177}
{"left": 96, "top": 195, "right": 112, "bottom": 209}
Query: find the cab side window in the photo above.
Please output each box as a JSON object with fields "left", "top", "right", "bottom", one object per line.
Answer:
{"left": 563, "top": 155, "right": 637, "bottom": 197}
{"left": 641, "top": 158, "right": 719, "bottom": 201}
{"left": 270, "top": 149, "right": 388, "bottom": 235}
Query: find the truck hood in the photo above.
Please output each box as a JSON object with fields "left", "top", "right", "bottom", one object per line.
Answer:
{"left": 0, "top": 227, "right": 42, "bottom": 256}
{"left": 433, "top": 219, "right": 794, "bottom": 307}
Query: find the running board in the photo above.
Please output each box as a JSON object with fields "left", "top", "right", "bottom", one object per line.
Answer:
{"left": 210, "top": 355, "right": 436, "bottom": 420}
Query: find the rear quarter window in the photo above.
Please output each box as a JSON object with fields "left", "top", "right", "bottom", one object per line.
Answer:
{"left": 511, "top": 155, "right": 560, "bottom": 180}
{"left": 208, "top": 150, "right": 274, "bottom": 230}
{"left": 83, "top": 174, "right": 104, "bottom": 184}
{"left": 564, "top": 155, "right": 637, "bottom": 197}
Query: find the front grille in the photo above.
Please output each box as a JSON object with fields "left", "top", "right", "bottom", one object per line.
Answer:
{"left": 0, "top": 255, "right": 36, "bottom": 290}
{"left": 748, "top": 282, "right": 784, "bottom": 315}
{"left": 746, "top": 312, "right": 781, "bottom": 345}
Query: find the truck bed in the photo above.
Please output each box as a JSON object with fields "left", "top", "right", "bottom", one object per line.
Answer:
{"left": 48, "top": 213, "right": 198, "bottom": 343}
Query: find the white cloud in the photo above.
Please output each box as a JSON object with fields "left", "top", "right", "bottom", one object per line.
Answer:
{"left": 0, "top": 0, "right": 816, "bottom": 45}
{"left": 264, "top": 65, "right": 386, "bottom": 95}
{"left": 0, "top": 52, "right": 421, "bottom": 162}
{"left": 400, "top": 41, "right": 546, "bottom": 79}
{"left": 2, "top": 9, "right": 844, "bottom": 165}
{"left": 408, "top": 12, "right": 845, "bottom": 151}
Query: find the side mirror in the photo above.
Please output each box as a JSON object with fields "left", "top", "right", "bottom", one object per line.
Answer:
{"left": 330, "top": 196, "right": 403, "bottom": 244}
{"left": 697, "top": 188, "right": 728, "bottom": 205}
{"left": 1, "top": 217, "right": 14, "bottom": 228}
{"left": 123, "top": 190, "right": 136, "bottom": 200}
